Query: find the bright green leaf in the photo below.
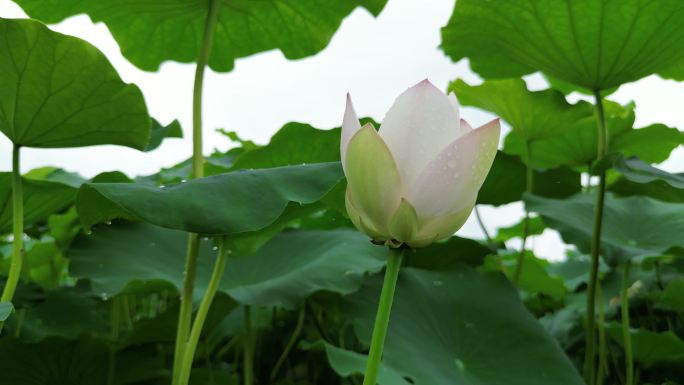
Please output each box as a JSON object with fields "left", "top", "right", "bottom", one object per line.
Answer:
{"left": 526, "top": 193, "right": 684, "bottom": 265}
{"left": 606, "top": 323, "right": 684, "bottom": 368}
{"left": 441, "top": 0, "right": 684, "bottom": 90}
{"left": 0, "top": 18, "right": 150, "bottom": 149}
{"left": 451, "top": 78, "right": 593, "bottom": 141}
{"left": 13, "top": 0, "right": 388, "bottom": 72}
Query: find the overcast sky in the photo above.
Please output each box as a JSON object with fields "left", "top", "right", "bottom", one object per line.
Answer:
{"left": 1, "top": 0, "right": 683, "bottom": 260}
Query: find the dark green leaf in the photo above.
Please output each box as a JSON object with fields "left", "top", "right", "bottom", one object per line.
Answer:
{"left": 0, "top": 18, "right": 150, "bottom": 149}
{"left": 0, "top": 337, "right": 109, "bottom": 385}
{"left": 483, "top": 250, "right": 566, "bottom": 301}
{"left": 611, "top": 157, "right": 684, "bottom": 203}
{"left": 478, "top": 151, "right": 581, "bottom": 206}
{"left": 76, "top": 162, "right": 343, "bottom": 234}
{"left": 69, "top": 223, "right": 385, "bottom": 307}
{"left": 606, "top": 324, "right": 684, "bottom": 368}
{"left": 441, "top": 0, "right": 684, "bottom": 90}
{"left": 345, "top": 267, "right": 584, "bottom": 385}
{"left": 13, "top": 0, "right": 388, "bottom": 72}
{"left": 526, "top": 193, "right": 684, "bottom": 265}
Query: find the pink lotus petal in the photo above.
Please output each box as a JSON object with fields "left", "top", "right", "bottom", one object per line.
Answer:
{"left": 407, "top": 118, "right": 500, "bottom": 218}
{"left": 340, "top": 93, "right": 361, "bottom": 170}
{"left": 378, "top": 79, "right": 468, "bottom": 189}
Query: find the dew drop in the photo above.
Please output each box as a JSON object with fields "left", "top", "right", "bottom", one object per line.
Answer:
{"left": 432, "top": 280, "right": 443, "bottom": 286}
{"left": 212, "top": 245, "right": 219, "bottom": 251}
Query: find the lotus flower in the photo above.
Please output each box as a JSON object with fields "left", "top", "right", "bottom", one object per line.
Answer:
{"left": 341, "top": 80, "right": 500, "bottom": 248}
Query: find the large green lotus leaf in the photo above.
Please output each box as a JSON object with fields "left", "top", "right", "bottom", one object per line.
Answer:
{"left": 606, "top": 324, "right": 684, "bottom": 368}
{"left": 0, "top": 337, "right": 110, "bottom": 385}
{"left": 231, "top": 122, "right": 340, "bottom": 170}
{"left": 0, "top": 173, "right": 77, "bottom": 234}
{"left": 69, "top": 223, "right": 385, "bottom": 307}
{"left": 220, "top": 229, "right": 386, "bottom": 308}
{"left": 451, "top": 79, "right": 593, "bottom": 141}
{"left": 505, "top": 102, "right": 680, "bottom": 170}
{"left": 610, "top": 156, "right": 684, "bottom": 203}
{"left": 76, "top": 162, "right": 343, "bottom": 234}
{"left": 441, "top": 0, "right": 684, "bottom": 90}
{"left": 344, "top": 267, "right": 584, "bottom": 385}
{"left": 478, "top": 151, "right": 581, "bottom": 206}
{"left": 0, "top": 18, "right": 150, "bottom": 149}
{"left": 526, "top": 193, "right": 684, "bottom": 265}
{"left": 13, "top": 0, "right": 388, "bottom": 72}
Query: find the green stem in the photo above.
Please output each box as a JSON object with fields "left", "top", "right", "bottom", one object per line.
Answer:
{"left": 513, "top": 140, "right": 534, "bottom": 285}
{"left": 621, "top": 262, "right": 634, "bottom": 385}
{"left": 243, "top": 306, "right": 254, "bottom": 385}
{"left": 173, "top": 233, "right": 201, "bottom": 383}
{"left": 0, "top": 145, "right": 24, "bottom": 333}
{"left": 584, "top": 90, "right": 609, "bottom": 385}
{"left": 596, "top": 283, "right": 607, "bottom": 385}
{"left": 177, "top": 239, "right": 231, "bottom": 385}
{"left": 270, "top": 304, "right": 306, "bottom": 380}
{"left": 473, "top": 206, "right": 491, "bottom": 243}
{"left": 362, "top": 247, "right": 404, "bottom": 385}
{"left": 172, "top": 0, "right": 220, "bottom": 381}
{"left": 108, "top": 297, "right": 121, "bottom": 385}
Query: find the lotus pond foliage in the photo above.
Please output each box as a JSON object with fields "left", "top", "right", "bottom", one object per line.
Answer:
{"left": 0, "top": 1, "right": 684, "bottom": 385}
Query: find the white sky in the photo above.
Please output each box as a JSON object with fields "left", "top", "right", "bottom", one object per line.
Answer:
{"left": 1, "top": 0, "right": 683, "bottom": 261}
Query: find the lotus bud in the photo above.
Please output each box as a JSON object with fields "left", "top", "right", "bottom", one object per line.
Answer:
{"left": 341, "top": 79, "right": 500, "bottom": 248}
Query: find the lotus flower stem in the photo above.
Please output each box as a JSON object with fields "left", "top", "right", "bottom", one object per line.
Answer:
{"left": 177, "top": 238, "right": 230, "bottom": 385}
{"left": 0, "top": 145, "right": 24, "bottom": 333}
{"left": 243, "top": 306, "right": 255, "bottom": 385}
{"left": 362, "top": 247, "right": 405, "bottom": 385}
{"left": 584, "top": 90, "right": 609, "bottom": 385}
{"left": 513, "top": 140, "right": 534, "bottom": 285}
{"left": 595, "top": 282, "right": 607, "bottom": 385}
{"left": 621, "top": 262, "right": 634, "bottom": 385}
{"left": 173, "top": 0, "right": 220, "bottom": 382}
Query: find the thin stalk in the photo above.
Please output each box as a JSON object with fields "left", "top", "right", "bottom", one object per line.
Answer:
{"left": 270, "top": 304, "right": 306, "bottom": 380}
{"left": 0, "top": 145, "right": 24, "bottom": 333}
{"left": 513, "top": 140, "right": 534, "bottom": 285}
{"left": 621, "top": 262, "right": 634, "bottom": 385}
{"left": 173, "top": 0, "right": 220, "bottom": 381}
{"left": 177, "top": 239, "right": 231, "bottom": 385}
{"left": 243, "top": 306, "right": 255, "bottom": 385}
{"left": 473, "top": 206, "right": 492, "bottom": 243}
{"left": 173, "top": 233, "right": 201, "bottom": 382}
{"left": 584, "top": 90, "right": 609, "bottom": 385}
{"left": 362, "top": 247, "right": 405, "bottom": 385}
{"left": 596, "top": 283, "right": 607, "bottom": 385}
{"left": 12, "top": 308, "right": 25, "bottom": 338}
{"left": 108, "top": 297, "right": 121, "bottom": 385}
